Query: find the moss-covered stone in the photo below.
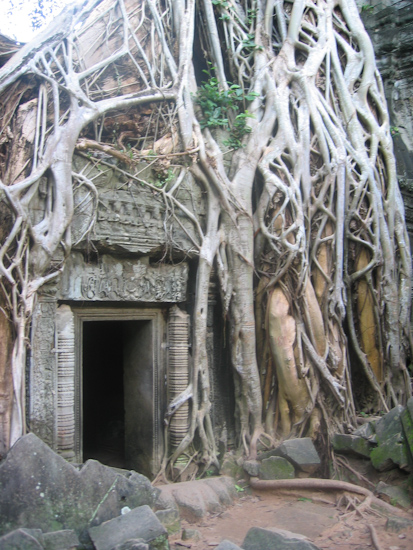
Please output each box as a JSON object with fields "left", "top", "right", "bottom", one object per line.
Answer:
{"left": 401, "top": 397, "right": 413, "bottom": 467}
{"left": 370, "top": 434, "right": 410, "bottom": 471}
{"left": 332, "top": 434, "right": 373, "bottom": 458}
{"left": 259, "top": 457, "right": 295, "bottom": 480}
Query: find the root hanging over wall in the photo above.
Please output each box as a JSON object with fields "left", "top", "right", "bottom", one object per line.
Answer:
{"left": 0, "top": 0, "right": 410, "bottom": 475}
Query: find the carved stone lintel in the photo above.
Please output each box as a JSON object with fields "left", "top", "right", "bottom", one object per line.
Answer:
{"left": 59, "top": 253, "right": 188, "bottom": 303}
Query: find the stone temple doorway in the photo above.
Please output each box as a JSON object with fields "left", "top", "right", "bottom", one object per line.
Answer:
{"left": 82, "top": 319, "right": 152, "bottom": 471}
{"left": 72, "top": 307, "right": 165, "bottom": 479}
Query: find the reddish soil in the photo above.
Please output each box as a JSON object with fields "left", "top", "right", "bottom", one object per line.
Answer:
{"left": 170, "top": 488, "right": 413, "bottom": 550}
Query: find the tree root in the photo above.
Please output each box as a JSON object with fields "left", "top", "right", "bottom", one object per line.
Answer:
{"left": 368, "top": 523, "right": 384, "bottom": 550}
{"left": 248, "top": 477, "right": 408, "bottom": 517}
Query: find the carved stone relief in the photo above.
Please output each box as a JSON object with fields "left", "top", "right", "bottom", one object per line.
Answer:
{"left": 56, "top": 305, "right": 76, "bottom": 461}
{"left": 167, "top": 306, "right": 190, "bottom": 449}
{"left": 59, "top": 252, "right": 188, "bottom": 303}
{"left": 29, "top": 297, "right": 57, "bottom": 448}
{"left": 70, "top": 155, "right": 205, "bottom": 255}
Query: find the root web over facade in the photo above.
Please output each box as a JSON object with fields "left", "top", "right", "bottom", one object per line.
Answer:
{"left": 0, "top": 0, "right": 411, "bottom": 477}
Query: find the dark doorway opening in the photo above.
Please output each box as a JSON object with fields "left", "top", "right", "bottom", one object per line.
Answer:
{"left": 82, "top": 319, "right": 153, "bottom": 472}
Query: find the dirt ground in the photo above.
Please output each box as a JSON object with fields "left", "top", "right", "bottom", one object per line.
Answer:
{"left": 169, "top": 488, "right": 413, "bottom": 550}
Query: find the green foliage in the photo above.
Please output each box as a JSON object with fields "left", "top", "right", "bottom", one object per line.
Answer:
{"left": 390, "top": 126, "right": 400, "bottom": 137}
{"left": 194, "top": 65, "right": 259, "bottom": 149}
{"left": 235, "top": 484, "right": 245, "bottom": 492}
{"left": 361, "top": 4, "right": 374, "bottom": 13}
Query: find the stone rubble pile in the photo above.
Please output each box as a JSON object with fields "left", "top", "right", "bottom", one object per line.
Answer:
{"left": 1, "top": 400, "right": 413, "bottom": 550}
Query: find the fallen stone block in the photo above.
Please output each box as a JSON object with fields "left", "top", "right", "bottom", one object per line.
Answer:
{"left": 273, "top": 438, "right": 321, "bottom": 474}
{"left": 332, "top": 434, "right": 372, "bottom": 458}
{"left": 42, "top": 529, "right": 80, "bottom": 550}
{"left": 182, "top": 528, "right": 201, "bottom": 541}
{"left": 243, "top": 459, "right": 260, "bottom": 477}
{"left": 113, "top": 540, "right": 149, "bottom": 550}
{"left": 401, "top": 397, "right": 413, "bottom": 465}
{"left": 259, "top": 456, "right": 295, "bottom": 480}
{"left": 155, "top": 508, "right": 181, "bottom": 535}
{"left": 0, "top": 528, "right": 44, "bottom": 550}
{"left": 242, "top": 527, "right": 321, "bottom": 550}
{"left": 0, "top": 434, "right": 158, "bottom": 542}
{"left": 370, "top": 406, "right": 411, "bottom": 472}
{"left": 215, "top": 540, "right": 243, "bottom": 549}
{"left": 375, "top": 481, "right": 411, "bottom": 509}
{"left": 370, "top": 433, "right": 410, "bottom": 471}
{"left": 88, "top": 505, "right": 167, "bottom": 550}
{"left": 353, "top": 421, "right": 376, "bottom": 440}
{"left": 386, "top": 516, "right": 413, "bottom": 533}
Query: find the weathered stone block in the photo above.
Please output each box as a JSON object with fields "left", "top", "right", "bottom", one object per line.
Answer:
{"left": 0, "top": 434, "right": 159, "bottom": 542}
{"left": 182, "top": 528, "right": 201, "bottom": 541}
{"left": 42, "top": 530, "right": 80, "bottom": 550}
{"left": 386, "top": 516, "right": 413, "bottom": 533}
{"left": 259, "top": 457, "right": 295, "bottom": 480}
{"left": 370, "top": 433, "right": 410, "bottom": 471}
{"left": 375, "top": 406, "right": 404, "bottom": 443}
{"left": 273, "top": 438, "right": 321, "bottom": 474}
{"left": 113, "top": 540, "right": 149, "bottom": 550}
{"left": 353, "top": 421, "right": 376, "bottom": 440}
{"left": 215, "top": 540, "right": 242, "bottom": 550}
{"left": 243, "top": 459, "right": 260, "bottom": 477}
{"left": 88, "top": 505, "right": 167, "bottom": 550}
{"left": 242, "top": 527, "right": 321, "bottom": 550}
{"left": 370, "top": 406, "right": 411, "bottom": 472}
{"left": 332, "top": 434, "right": 372, "bottom": 458}
{"left": 401, "top": 397, "right": 413, "bottom": 464}
{"left": 375, "top": 482, "right": 411, "bottom": 509}
{"left": 155, "top": 508, "right": 181, "bottom": 535}
{"left": 0, "top": 528, "right": 44, "bottom": 550}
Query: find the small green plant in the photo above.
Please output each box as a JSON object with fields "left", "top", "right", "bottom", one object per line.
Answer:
{"left": 194, "top": 65, "right": 259, "bottom": 149}
{"left": 390, "top": 126, "right": 400, "bottom": 137}
{"left": 235, "top": 484, "right": 245, "bottom": 492}
{"left": 212, "top": 0, "right": 229, "bottom": 6}
{"left": 361, "top": 4, "right": 374, "bottom": 13}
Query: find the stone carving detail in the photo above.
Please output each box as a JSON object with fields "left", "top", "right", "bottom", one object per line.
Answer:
{"left": 56, "top": 305, "right": 76, "bottom": 460}
{"left": 168, "top": 306, "right": 189, "bottom": 448}
{"left": 70, "top": 155, "right": 205, "bottom": 254}
{"left": 59, "top": 253, "right": 188, "bottom": 303}
{"left": 30, "top": 297, "right": 57, "bottom": 448}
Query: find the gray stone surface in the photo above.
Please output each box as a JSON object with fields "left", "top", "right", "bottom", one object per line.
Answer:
{"left": 273, "top": 438, "right": 321, "bottom": 474}
{"left": 332, "top": 434, "right": 372, "bottom": 458}
{"left": 370, "top": 434, "right": 410, "bottom": 472}
{"left": 155, "top": 508, "right": 180, "bottom": 535}
{"left": 242, "top": 527, "right": 321, "bottom": 550}
{"left": 0, "top": 528, "right": 44, "bottom": 550}
{"left": 259, "top": 456, "right": 295, "bottom": 480}
{"left": 156, "top": 477, "right": 235, "bottom": 523}
{"left": 401, "top": 397, "right": 413, "bottom": 464}
{"left": 243, "top": 459, "right": 260, "bottom": 477}
{"left": 386, "top": 516, "right": 413, "bottom": 533}
{"left": 370, "top": 407, "right": 411, "bottom": 471}
{"left": 113, "top": 539, "right": 149, "bottom": 550}
{"left": 182, "top": 528, "right": 201, "bottom": 541}
{"left": 42, "top": 530, "right": 80, "bottom": 550}
{"left": 215, "top": 540, "right": 242, "bottom": 550}
{"left": 0, "top": 434, "right": 159, "bottom": 542}
{"left": 88, "top": 505, "right": 167, "bottom": 550}
{"left": 353, "top": 421, "right": 376, "bottom": 440}
{"left": 375, "top": 482, "right": 411, "bottom": 509}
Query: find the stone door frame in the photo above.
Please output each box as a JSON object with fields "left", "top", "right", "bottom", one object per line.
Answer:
{"left": 63, "top": 306, "right": 166, "bottom": 470}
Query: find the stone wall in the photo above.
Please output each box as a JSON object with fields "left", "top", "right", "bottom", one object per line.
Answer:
{"left": 360, "top": 0, "right": 413, "bottom": 241}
